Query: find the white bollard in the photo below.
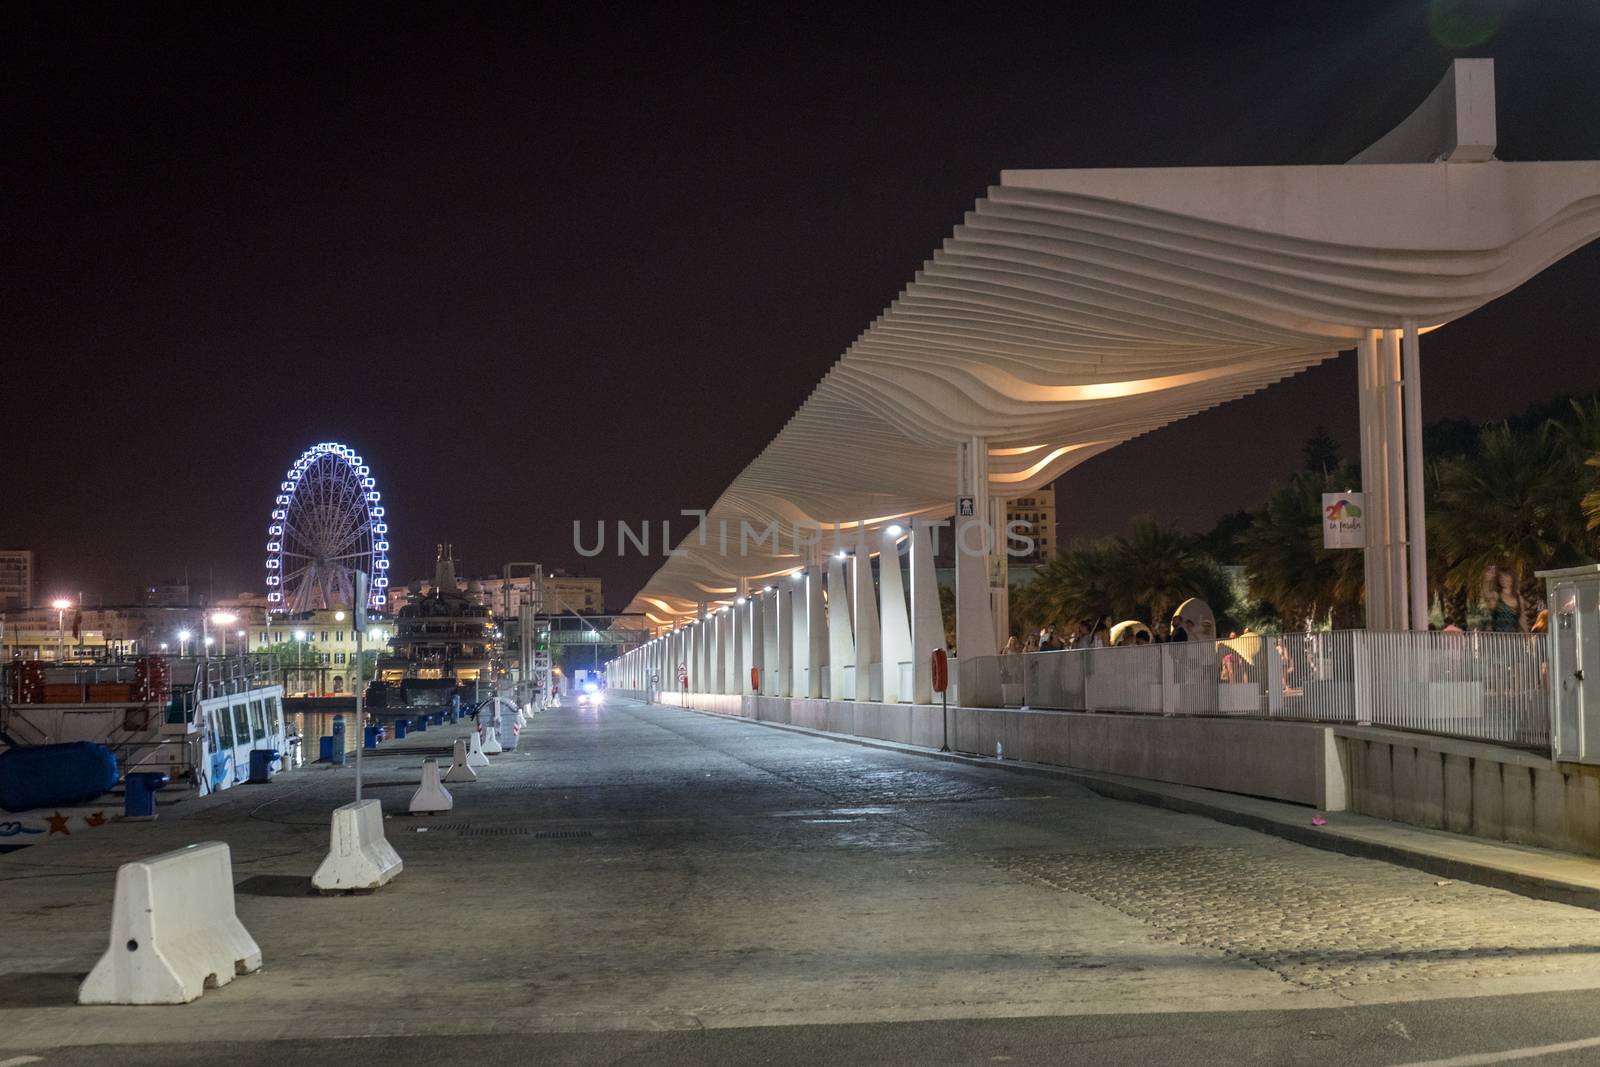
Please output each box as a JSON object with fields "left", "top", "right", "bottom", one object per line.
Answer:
{"left": 79, "top": 842, "right": 261, "bottom": 1005}
{"left": 466, "top": 729, "right": 491, "bottom": 769}
{"left": 312, "top": 798, "right": 402, "bottom": 894}
{"left": 409, "top": 758, "right": 454, "bottom": 814}
{"left": 442, "top": 739, "right": 476, "bottom": 783}
{"left": 480, "top": 724, "right": 503, "bottom": 755}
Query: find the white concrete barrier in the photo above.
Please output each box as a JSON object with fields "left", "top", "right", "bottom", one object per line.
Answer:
{"left": 410, "top": 758, "right": 454, "bottom": 814}
{"left": 480, "top": 724, "right": 503, "bottom": 755}
{"left": 466, "top": 730, "right": 491, "bottom": 768}
{"left": 443, "top": 739, "right": 476, "bottom": 783}
{"left": 312, "top": 798, "right": 402, "bottom": 894}
{"left": 79, "top": 841, "right": 261, "bottom": 1005}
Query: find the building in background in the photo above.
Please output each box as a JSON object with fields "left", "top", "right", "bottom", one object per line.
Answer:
{"left": 138, "top": 579, "right": 192, "bottom": 607}
{"left": 410, "top": 569, "right": 606, "bottom": 618}
{"left": 544, "top": 571, "right": 603, "bottom": 614}
{"left": 1007, "top": 486, "right": 1058, "bottom": 562}
{"left": 248, "top": 606, "right": 392, "bottom": 693}
{"left": 0, "top": 603, "right": 217, "bottom": 660}
{"left": 0, "top": 550, "right": 34, "bottom": 609}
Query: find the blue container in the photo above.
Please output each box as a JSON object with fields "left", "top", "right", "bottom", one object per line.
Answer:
{"left": 124, "top": 771, "right": 168, "bottom": 818}
{"left": 0, "top": 742, "right": 120, "bottom": 813}
{"left": 319, "top": 736, "right": 334, "bottom": 762}
{"left": 395, "top": 719, "right": 408, "bottom": 739}
{"left": 364, "top": 725, "right": 380, "bottom": 749}
{"left": 248, "top": 749, "right": 278, "bottom": 784}
{"left": 415, "top": 715, "right": 428, "bottom": 732}
{"left": 330, "top": 716, "right": 346, "bottom": 766}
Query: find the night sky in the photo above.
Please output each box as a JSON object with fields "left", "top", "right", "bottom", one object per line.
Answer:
{"left": 6, "top": 2, "right": 1599, "bottom": 609}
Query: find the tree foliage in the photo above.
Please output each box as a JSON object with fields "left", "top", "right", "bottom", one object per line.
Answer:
{"left": 1025, "top": 518, "right": 1235, "bottom": 633}
{"left": 1237, "top": 464, "right": 1366, "bottom": 629}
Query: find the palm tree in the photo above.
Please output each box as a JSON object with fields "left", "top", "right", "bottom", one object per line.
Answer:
{"left": 1547, "top": 398, "right": 1600, "bottom": 535}
{"left": 1430, "top": 422, "right": 1587, "bottom": 615}
{"left": 1238, "top": 465, "right": 1365, "bottom": 629}
{"left": 1585, "top": 456, "right": 1600, "bottom": 532}
{"left": 1106, "top": 518, "right": 1216, "bottom": 624}
{"left": 1030, "top": 539, "right": 1118, "bottom": 627}
{"left": 1029, "top": 518, "right": 1230, "bottom": 630}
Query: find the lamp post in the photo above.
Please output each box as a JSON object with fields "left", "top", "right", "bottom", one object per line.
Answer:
{"left": 51, "top": 597, "right": 72, "bottom": 661}
{"left": 211, "top": 612, "right": 237, "bottom": 656}
{"left": 178, "top": 629, "right": 192, "bottom": 658}
{"left": 295, "top": 629, "right": 307, "bottom": 694}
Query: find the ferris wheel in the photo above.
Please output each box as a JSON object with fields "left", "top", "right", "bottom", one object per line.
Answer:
{"left": 265, "top": 442, "right": 389, "bottom": 613}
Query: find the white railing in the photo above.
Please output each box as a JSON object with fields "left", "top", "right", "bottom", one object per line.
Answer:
{"left": 1021, "top": 630, "right": 1549, "bottom": 748}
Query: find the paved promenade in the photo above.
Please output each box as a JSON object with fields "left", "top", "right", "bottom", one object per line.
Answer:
{"left": 7, "top": 696, "right": 1600, "bottom": 1064}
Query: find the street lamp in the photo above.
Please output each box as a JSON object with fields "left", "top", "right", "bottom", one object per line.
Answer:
{"left": 295, "top": 630, "right": 307, "bottom": 694}
{"left": 211, "top": 611, "right": 237, "bottom": 656}
{"left": 178, "top": 629, "right": 192, "bottom": 657}
{"left": 51, "top": 597, "right": 72, "bottom": 661}
{"left": 203, "top": 636, "right": 215, "bottom": 655}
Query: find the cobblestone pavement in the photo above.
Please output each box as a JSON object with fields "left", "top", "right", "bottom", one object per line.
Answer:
{"left": 1006, "top": 843, "right": 1600, "bottom": 989}
{"left": 9, "top": 696, "right": 1600, "bottom": 1061}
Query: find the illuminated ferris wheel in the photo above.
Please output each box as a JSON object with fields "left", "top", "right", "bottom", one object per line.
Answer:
{"left": 265, "top": 442, "right": 388, "bottom": 613}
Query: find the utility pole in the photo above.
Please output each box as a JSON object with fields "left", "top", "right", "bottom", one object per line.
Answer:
{"left": 353, "top": 571, "right": 367, "bottom": 802}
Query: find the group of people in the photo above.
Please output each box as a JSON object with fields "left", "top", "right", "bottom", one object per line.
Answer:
{"left": 1001, "top": 618, "right": 1192, "bottom": 655}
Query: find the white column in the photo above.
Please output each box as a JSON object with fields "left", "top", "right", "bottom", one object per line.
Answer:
{"left": 761, "top": 589, "right": 780, "bottom": 695}
{"left": 1357, "top": 329, "right": 1390, "bottom": 630}
{"left": 955, "top": 438, "right": 1000, "bottom": 706}
{"left": 720, "top": 608, "right": 736, "bottom": 694}
{"left": 878, "top": 527, "right": 913, "bottom": 704}
{"left": 695, "top": 605, "right": 709, "bottom": 692}
{"left": 787, "top": 575, "right": 808, "bottom": 698}
{"left": 732, "top": 600, "right": 749, "bottom": 695}
{"left": 1402, "top": 319, "right": 1429, "bottom": 629}
{"left": 746, "top": 594, "right": 764, "bottom": 695}
{"left": 806, "top": 569, "right": 827, "bottom": 698}
{"left": 1382, "top": 327, "right": 1410, "bottom": 631}
{"left": 910, "top": 519, "right": 943, "bottom": 705}
{"left": 827, "top": 554, "right": 855, "bottom": 700}
{"left": 851, "top": 549, "right": 881, "bottom": 702}
{"left": 989, "top": 495, "right": 1010, "bottom": 645}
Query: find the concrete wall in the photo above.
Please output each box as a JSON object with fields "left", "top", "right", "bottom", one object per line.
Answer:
{"left": 1339, "top": 726, "right": 1600, "bottom": 857}
{"left": 621, "top": 689, "right": 1600, "bottom": 856}
{"left": 639, "top": 689, "right": 1346, "bottom": 810}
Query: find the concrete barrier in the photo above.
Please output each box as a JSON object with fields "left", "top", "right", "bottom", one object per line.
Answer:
{"left": 481, "top": 724, "right": 503, "bottom": 755}
{"left": 79, "top": 841, "right": 261, "bottom": 1005}
{"left": 409, "top": 758, "right": 454, "bottom": 814}
{"left": 442, "top": 739, "right": 476, "bottom": 783}
{"left": 466, "top": 730, "right": 491, "bottom": 768}
{"left": 312, "top": 798, "right": 403, "bottom": 893}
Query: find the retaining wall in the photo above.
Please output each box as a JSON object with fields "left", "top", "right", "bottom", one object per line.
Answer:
{"left": 633, "top": 689, "right": 1346, "bottom": 810}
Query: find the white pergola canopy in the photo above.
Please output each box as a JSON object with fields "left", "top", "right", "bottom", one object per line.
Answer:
{"left": 629, "top": 61, "right": 1600, "bottom": 623}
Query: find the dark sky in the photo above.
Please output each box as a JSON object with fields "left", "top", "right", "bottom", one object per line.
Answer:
{"left": 5, "top": 2, "right": 1599, "bottom": 608}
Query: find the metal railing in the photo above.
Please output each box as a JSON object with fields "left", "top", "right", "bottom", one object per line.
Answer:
{"left": 1020, "top": 629, "right": 1549, "bottom": 748}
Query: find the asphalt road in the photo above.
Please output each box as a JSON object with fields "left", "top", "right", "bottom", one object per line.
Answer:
{"left": 13, "top": 991, "right": 1600, "bottom": 1066}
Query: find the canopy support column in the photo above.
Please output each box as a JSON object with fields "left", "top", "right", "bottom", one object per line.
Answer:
{"left": 827, "top": 553, "right": 855, "bottom": 700}
{"left": 805, "top": 567, "right": 827, "bottom": 698}
{"left": 909, "top": 519, "right": 943, "bottom": 705}
{"left": 851, "top": 546, "right": 881, "bottom": 701}
{"left": 956, "top": 438, "right": 1000, "bottom": 706}
{"left": 878, "top": 527, "right": 913, "bottom": 704}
